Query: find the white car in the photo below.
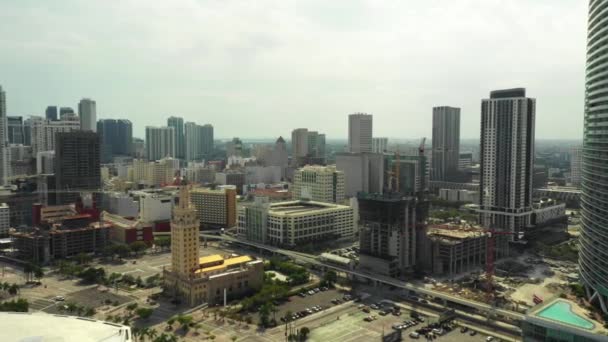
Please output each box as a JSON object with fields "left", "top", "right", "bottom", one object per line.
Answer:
{"left": 486, "top": 337, "right": 495, "bottom": 342}
{"left": 54, "top": 296, "right": 65, "bottom": 301}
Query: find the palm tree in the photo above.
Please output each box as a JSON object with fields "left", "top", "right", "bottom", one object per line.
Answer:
{"left": 147, "top": 328, "right": 158, "bottom": 341}
{"left": 131, "top": 327, "right": 141, "bottom": 342}
{"left": 138, "top": 327, "right": 150, "bottom": 341}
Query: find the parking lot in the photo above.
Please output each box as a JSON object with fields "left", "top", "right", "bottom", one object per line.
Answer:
{"left": 41, "top": 287, "right": 132, "bottom": 314}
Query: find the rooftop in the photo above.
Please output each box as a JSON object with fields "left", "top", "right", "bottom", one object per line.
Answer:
{"left": 196, "top": 254, "right": 254, "bottom": 274}
{"left": 0, "top": 312, "right": 132, "bottom": 342}
{"left": 266, "top": 200, "right": 348, "bottom": 215}
{"left": 427, "top": 223, "right": 486, "bottom": 242}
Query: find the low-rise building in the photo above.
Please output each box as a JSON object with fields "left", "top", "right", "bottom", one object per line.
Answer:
{"left": 292, "top": 165, "right": 345, "bottom": 203}
{"left": 238, "top": 198, "right": 355, "bottom": 247}
{"left": 424, "top": 223, "right": 487, "bottom": 278}
{"left": 10, "top": 222, "right": 110, "bottom": 264}
{"left": 438, "top": 188, "right": 479, "bottom": 203}
{"left": 532, "top": 198, "right": 567, "bottom": 227}
{"left": 101, "top": 212, "right": 153, "bottom": 245}
{"left": 190, "top": 186, "right": 237, "bottom": 229}
{"left": 215, "top": 171, "right": 246, "bottom": 194}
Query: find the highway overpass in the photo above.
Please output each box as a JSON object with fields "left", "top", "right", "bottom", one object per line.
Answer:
{"left": 201, "top": 233, "right": 525, "bottom": 322}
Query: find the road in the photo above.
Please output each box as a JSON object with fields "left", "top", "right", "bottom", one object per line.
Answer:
{"left": 201, "top": 233, "right": 525, "bottom": 323}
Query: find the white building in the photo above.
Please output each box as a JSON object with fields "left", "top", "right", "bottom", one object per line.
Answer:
{"left": 0, "top": 203, "right": 9, "bottom": 237}
{"left": 185, "top": 122, "right": 207, "bottom": 162}
{"left": 238, "top": 198, "right": 356, "bottom": 246}
{"left": 30, "top": 116, "right": 80, "bottom": 155}
{"left": 479, "top": 88, "right": 535, "bottom": 234}
{"left": 137, "top": 192, "right": 174, "bottom": 223}
{"left": 372, "top": 137, "right": 388, "bottom": 153}
{"left": 103, "top": 192, "right": 139, "bottom": 218}
{"left": 291, "top": 128, "right": 309, "bottom": 159}
{"left": 348, "top": 113, "right": 373, "bottom": 153}
{"left": 570, "top": 146, "right": 582, "bottom": 187}
{"left": 36, "top": 151, "right": 55, "bottom": 174}
{"left": 78, "top": 98, "right": 96, "bottom": 132}
{"left": 131, "top": 157, "right": 178, "bottom": 187}
{"left": 336, "top": 152, "right": 384, "bottom": 198}
{"left": 292, "top": 165, "right": 345, "bottom": 203}
{"left": 145, "top": 126, "right": 175, "bottom": 161}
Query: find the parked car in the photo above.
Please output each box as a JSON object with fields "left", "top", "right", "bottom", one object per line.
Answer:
{"left": 460, "top": 327, "right": 468, "bottom": 333}
{"left": 370, "top": 304, "right": 379, "bottom": 310}
{"left": 486, "top": 337, "right": 494, "bottom": 342}
{"left": 54, "top": 296, "right": 65, "bottom": 302}
{"left": 470, "top": 330, "right": 478, "bottom": 336}
{"left": 409, "top": 332, "right": 420, "bottom": 339}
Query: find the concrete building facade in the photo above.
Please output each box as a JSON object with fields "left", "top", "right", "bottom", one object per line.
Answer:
{"left": 432, "top": 106, "right": 460, "bottom": 181}
{"left": 167, "top": 116, "right": 185, "bottom": 160}
{"left": 145, "top": 126, "right": 176, "bottom": 161}
{"left": 238, "top": 198, "right": 355, "bottom": 247}
{"left": 78, "top": 98, "right": 97, "bottom": 132}
{"left": 372, "top": 137, "right": 388, "bottom": 153}
{"left": 335, "top": 152, "right": 384, "bottom": 198}
{"left": 190, "top": 187, "right": 237, "bottom": 229}
{"left": 348, "top": 113, "right": 373, "bottom": 153}
{"left": 292, "top": 165, "right": 345, "bottom": 203}
{"left": 30, "top": 116, "right": 81, "bottom": 155}
{"left": 479, "top": 88, "right": 535, "bottom": 234}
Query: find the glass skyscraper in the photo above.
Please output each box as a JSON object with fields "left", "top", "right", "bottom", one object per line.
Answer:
{"left": 580, "top": 0, "right": 608, "bottom": 313}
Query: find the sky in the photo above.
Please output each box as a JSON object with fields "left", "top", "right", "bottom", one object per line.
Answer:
{"left": 0, "top": 0, "right": 587, "bottom": 140}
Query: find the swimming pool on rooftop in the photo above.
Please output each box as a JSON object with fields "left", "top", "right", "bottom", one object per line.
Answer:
{"left": 537, "top": 300, "right": 595, "bottom": 330}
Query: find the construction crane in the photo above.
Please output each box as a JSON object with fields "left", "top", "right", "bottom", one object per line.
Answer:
{"left": 418, "top": 137, "right": 426, "bottom": 156}
{"left": 485, "top": 228, "right": 515, "bottom": 301}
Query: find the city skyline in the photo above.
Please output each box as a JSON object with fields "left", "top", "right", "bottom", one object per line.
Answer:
{"left": 0, "top": 1, "right": 586, "bottom": 140}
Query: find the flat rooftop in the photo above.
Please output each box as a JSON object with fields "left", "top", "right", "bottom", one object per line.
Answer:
{"left": 267, "top": 200, "right": 347, "bottom": 214}
{"left": 0, "top": 312, "right": 131, "bottom": 342}
{"left": 197, "top": 254, "right": 254, "bottom": 274}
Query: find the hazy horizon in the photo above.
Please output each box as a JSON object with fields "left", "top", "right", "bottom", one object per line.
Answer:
{"left": 1, "top": 1, "right": 587, "bottom": 140}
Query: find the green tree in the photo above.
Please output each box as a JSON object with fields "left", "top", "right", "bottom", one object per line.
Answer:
{"left": 259, "top": 303, "right": 271, "bottom": 327}
{"left": 114, "top": 244, "right": 131, "bottom": 259}
{"left": 299, "top": 327, "right": 310, "bottom": 340}
{"left": 136, "top": 307, "right": 154, "bottom": 320}
{"left": 8, "top": 284, "right": 19, "bottom": 296}
{"left": 176, "top": 314, "right": 193, "bottom": 331}
{"left": 130, "top": 241, "right": 149, "bottom": 257}
{"left": 75, "top": 252, "right": 93, "bottom": 265}
{"left": 147, "top": 328, "right": 158, "bottom": 341}
{"left": 0, "top": 298, "right": 28, "bottom": 312}
{"left": 155, "top": 237, "right": 171, "bottom": 251}
{"left": 321, "top": 270, "right": 337, "bottom": 288}
{"left": 166, "top": 317, "right": 176, "bottom": 330}
{"left": 34, "top": 266, "right": 44, "bottom": 282}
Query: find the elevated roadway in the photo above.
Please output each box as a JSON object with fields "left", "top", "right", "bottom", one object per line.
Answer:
{"left": 201, "top": 233, "right": 524, "bottom": 322}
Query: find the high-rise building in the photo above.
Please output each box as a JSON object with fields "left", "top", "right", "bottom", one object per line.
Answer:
{"left": 372, "top": 137, "right": 388, "bottom": 153}
{"left": 291, "top": 128, "right": 326, "bottom": 166}
{"left": 30, "top": 116, "right": 81, "bottom": 155}
{"left": 201, "top": 124, "right": 214, "bottom": 157}
{"left": 190, "top": 186, "right": 237, "bottom": 229}
{"left": 358, "top": 193, "right": 418, "bottom": 277}
{"left": 0, "top": 86, "right": 8, "bottom": 185}
{"left": 292, "top": 165, "right": 345, "bottom": 203}
{"left": 185, "top": 122, "right": 212, "bottom": 162}
{"left": 271, "top": 136, "right": 288, "bottom": 179}
{"left": 348, "top": 113, "right": 373, "bottom": 153}
{"left": 0, "top": 203, "right": 9, "bottom": 237}
{"left": 54, "top": 131, "right": 101, "bottom": 204}
{"left": 145, "top": 126, "right": 175, "bottom": 161}
{"left": 7, "top": 116, "right": 24, "bottom": 145}
{"left": 336, "top": 152, "right": 384, "bottom": 198}
{"left": 45, "top": 106, "right": 58, "bottom": 121}
{"left": 580, "top": 0, "right": 608, "bottom": 314}
{"left": 36, "top": 151, "right": 55, "bottom": 174}
{"left": 97, "top": 119, "right": 133, "bottom": 163}
{"left": 570, "top": 146, "right": 582, "bottom": 187}
{"left": 78, "top": 98, "right": 96, "bottom": 132}
{"left": 479, "top": 88, "right": 535, "bottom": 235}
{"left": 432, "top": 106, "right": 460, "bottom": 181}
{"left": 167, "top": 116, "right": 185, "bottom": 159}
{"left": 6, "top": 144, "right": 34, "bottom": 177}
{"left": 59, "top": 107, "right": 75, "bottom": 119}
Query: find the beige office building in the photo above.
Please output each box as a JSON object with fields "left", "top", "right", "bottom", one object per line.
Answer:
{"left": 292, "top": 165, "right": 345, "bottom": 204}
{"left": 239, "top": 198, "right": 355, "bottom": 247}
{"left": 190, "top": 187, "right": 237, "bottom": 228}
